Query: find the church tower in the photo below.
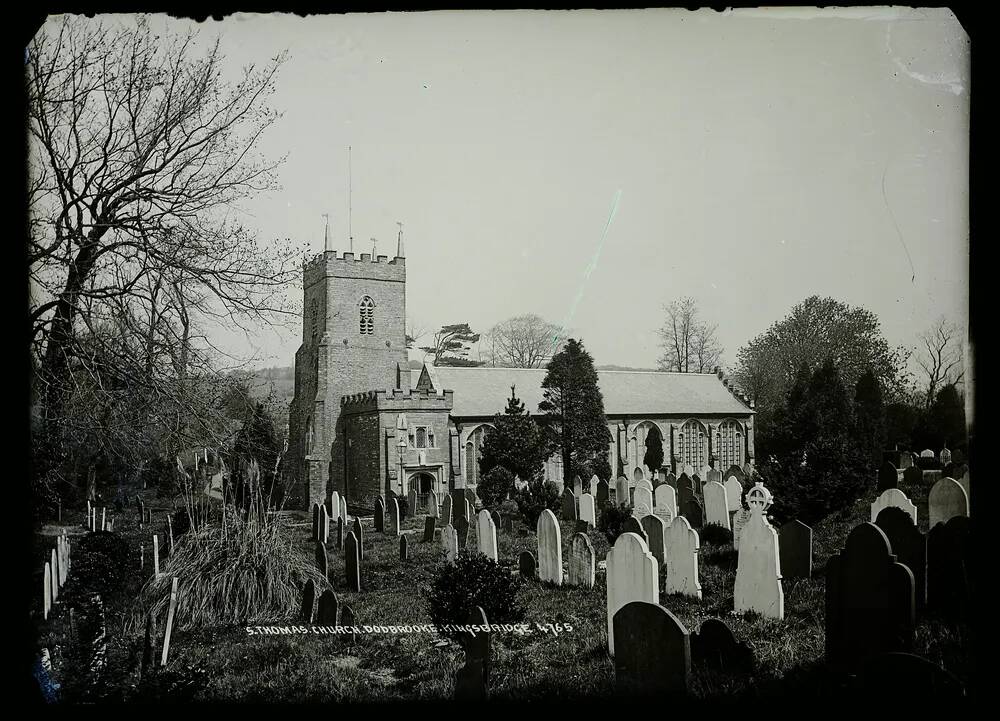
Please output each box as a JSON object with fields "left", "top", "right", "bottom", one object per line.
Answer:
{"left": 289, "top": 238, "right": 407, "bottom": 509}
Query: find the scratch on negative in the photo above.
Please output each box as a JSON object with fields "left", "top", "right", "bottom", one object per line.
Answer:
{"left": 881, "top": 157, "right": 915, "bottom": 283}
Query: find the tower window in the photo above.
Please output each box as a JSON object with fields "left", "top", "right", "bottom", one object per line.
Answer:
{"left": 359, "top": 296, "right": 375, "bottom": 335}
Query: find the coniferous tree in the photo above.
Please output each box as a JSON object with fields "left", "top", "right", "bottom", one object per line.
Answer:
{"left": 538, "top": 338, "right": 612, "bottom": 486}
{"left": 478, "top": 386, "right": 549, "bottom": 486}
{"left": 642, "top": 425, "right": 664, "bottom": 476}
{"left": 853, "top": 369, "right": 886, "bottom": 469}
{"left": 926, "top": 383, "right": 967, "bottom": 452}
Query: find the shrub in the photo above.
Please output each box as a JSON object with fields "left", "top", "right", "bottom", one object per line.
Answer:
{"left": 699, "top": 522, "right": 733, "bottom": 546}
{"left": 425, "top": 552, "right": 525, "bottom": 643}
{"left": 128, "top": 503, "right": 328, "bottom": 631}
{"left": 478, "top": 466, "right": 515, "bottom": 508}
{"left": 64, "top": 531, "right": 132, "bottom": 604}
{"left": 598, "top": 502, "right": 633, "bottom": 544}
{"left": 511, "top": 478, "right": 561, "bottom": 528}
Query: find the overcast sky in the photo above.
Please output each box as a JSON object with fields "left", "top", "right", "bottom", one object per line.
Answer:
{"left": 65, "top": 8, "right": 970, "bottom": 372}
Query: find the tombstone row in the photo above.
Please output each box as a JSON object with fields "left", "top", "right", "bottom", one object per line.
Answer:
{"left": 42, "top": 532, "right": 72, "bottom": 621}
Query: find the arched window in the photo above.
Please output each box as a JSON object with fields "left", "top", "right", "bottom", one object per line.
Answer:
{"left": 466, "top": 442, "right": 477, "bottom": 484}
{"left": 679, "top": 419, "right": 708, "bottom": 470}
{"left": 717, "top": 419, "right": 744, "bottom": 469}
{"left": 359, "top": 296, "right": 375, "bottom": 335}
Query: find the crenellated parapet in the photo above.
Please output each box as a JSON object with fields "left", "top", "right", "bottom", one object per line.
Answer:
{"left": 303, "top": 249, "right": 406, "bottom": 288}
{"left": 340, "top": 387, "right": 454, "bottom": 415}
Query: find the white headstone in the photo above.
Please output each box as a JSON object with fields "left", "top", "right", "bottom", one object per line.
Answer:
{"left": 700, "top": 465, "right": 712, "bottom": 483}
{"left": 869, "top": 488, "right": 918, "bottom": 525}
{"left": 476, "top": 510, "right": 498, "bottom": 562}
{"left": 928, "top": 477, "right": 970, "bottom": 529}
{"left": 605, "top": 532, "right": 659, "bottom": 656}
{"left": 408, "top": 487, "right": 417, "bottom": 515}
{"left": 683, "top": 464, "right": 695, "bottom": 478}
{"left": 579, "top": 493, "right": 597, "bottom": 527}
{"left": 340, "top": 497, "right": 348, "bottom": 526}
{"left": 733, "top": 483, "right": 784, "bottom": 619}
{"left": 589, "top": 475, "right": 600, "bottom": 496}
{"left": 427, "top": 490, "right": 439, "bottom": 518}
{"left": 537, "top": 509, "right": 563, "bottom": 585}
{"left": 441, "top": 524, "right": 458, "bottom": 563}
{"left": 920, "top": 449, "right": 934, "bottom": 459}
{"left": 663, "top": 517, "right": 702, "bottom": 600}
{"left": 153, "top": 534, "right": 161, "bottom": 578}
{"left": 330, "top": 491, "right": 341, "bottom": 523}
{"left": 574, "top": 476, "right": 584, "bottom": 498}
{"left": 43, "top": 562, "right": 52, "bottom": 620}
{"left": 636, "top": 478, "right": 653, "bottom": 494}
{"left": 725, "top": 477, "right": 743, "bottom": 512}
{"left": 653, "top": 484, "right": 677, "bottom": 520}
{"left": 732, "top": 508, "right": 751, "bottom": 550}
{"left": 389, "top": 497, "right": 401, "bottom": 536}
{"left": 703, "top": 481, "right": 731, "bottom": 530}
{"left": 441, "top": 494, "right": 453, "bottom": 525}
{"left": 939, "top": 447, "right": 952, "bottom": 465}
{"left": 51, "top": 549, "right": 59, "bottom": 601}
{"left": 633, "top": 486, "right": 654, "bottom": 519}
{"left": 615, "top": 476, "right": 630, "bottom": 507}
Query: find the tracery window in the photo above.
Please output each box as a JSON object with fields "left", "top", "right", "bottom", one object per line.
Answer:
{"left": 359, "top": 296, "right": 375, "bottom": 335}
{"left": 717, "top": 419, "right": 744, "bottom": 469}
{"left": 678, "top": 419, "right": 708, "bottom": 470}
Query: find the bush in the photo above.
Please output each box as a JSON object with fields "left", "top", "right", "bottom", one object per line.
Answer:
{"left": 64, "top": 531, "right": 133, "bottom": 605}
{"left": 699, "top": 522, "right": 733, "bottom": 546}
{"left": 511, "top": 478, "right": 561, "bottom": 528}
{"left": 128, "top": 502, "right": 328, "bottom": 631}
{"left": 425, "top": 552, "right": 525, "bottom": 643}
{"left": 598, "top": 502, "right": 633, "bottom": 544}
{"left": 478, "top": 466, "right": 515, "bottom": 508}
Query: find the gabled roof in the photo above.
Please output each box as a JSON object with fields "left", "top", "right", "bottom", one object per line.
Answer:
{"left": 412, "top": 366, "right": 753, "bottom": 418}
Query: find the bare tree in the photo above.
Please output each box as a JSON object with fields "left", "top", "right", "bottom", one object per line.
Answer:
{"left": 482, "top": 314, "right": 563, "bottom": 368}
{"left": 656, "top": 297, "right": 723, "bottom": 373}
{"left": 28, "top": 17, "right": 299, "bottom": 422}
{"left": 916, "top": 317, "right": 965, "bottom": 409}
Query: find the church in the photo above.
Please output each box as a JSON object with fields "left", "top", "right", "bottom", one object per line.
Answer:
{"left": 288, "top": 237, "right": 755, "bottom": 511}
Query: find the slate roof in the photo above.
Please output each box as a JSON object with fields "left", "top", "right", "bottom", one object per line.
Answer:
{"left": 412, "top": 366, "right": 753, "bottom": 419}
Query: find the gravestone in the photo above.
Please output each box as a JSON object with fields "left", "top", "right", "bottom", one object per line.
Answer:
{"left": 902, "top": 465, "right": 923, "bottom": 487}
{"left": 43, "top": 563, "right": 52, "bottom": 620}
{"left": 574, "top": 476, "right": 583, "bottom": 497}
{"left": 857, "top": 652, "right": 965, "bottom": 698}
{"left": 939, "top": 447, "right": 952, "bottom": 466}
{"left": 732, "top": 508, "right": 751, "bottom": 550}
{"left": 51, "top": 549, "right": 59, "bottom": 602}
{"left": 825, "top": 523, "right": 915, "bottom": 671}
{"left": 315, "top": 542, "right": 329, "bottom": 580}
{"left": 568, "top": 532, "right": 595, "bottom": 588}
{"left": 518, "top": 550, "right": 536, "bottom": 580}
{"left": 690, "top": 618, "right": 754, "bottom": 674}
{"left": 928, "top": 477, "right": 969, "bottom": 529}
{"left": 664, "top": 517, "right": 702, "bottom": 600}
{"left": 388, "top": 497, "right": 401, "bottom": 537}
{"left": 465, "top": 488, "right": 478, "bottom": 511}
{"left": 579, "top": 493, "right": 597, "bottom": 527}
{"left": 590, "top": 475, "right": 600, "bottom": 497}
{"left": 778, "top": 519, "right": 813, "bottom": 580}
{"left": 455, "top": 606, "right": 491, "bottom": 700}
{"left": 870, "top": 488, "right": 917, "bottom": 524}
{"left": 920, "top": 449, "right": 934, "bottom": 459}
{"left": 441, "top": 524, "right": 459, "bottom": 563}
{"left": 605, "top": 532, "right": 659, "bottom": 656}
{"left": 316, "top": 589, "right": 339, "bottom": 625}
{"left": 374, "top": 497, "right": 385, "bottom": 533}
{"left": 455, "top": 515, "right": 470, "bottom": 549}
{"left": 596, "top": 479, "right": 610, "bottom": 508}
{"left": 615, "top": 477, "right": 630, "bottom": 507}
{"left": 724, "top": 465, "right": 746, "bottom": 484}
{"left": 654, "top": 484, "right": 677, "bottom": 521}
{"left": 312, "top": 503, "right": 321, "bottom": 542}
{"left": 345, "top": 531, "right": 361, "bottom": 593}
{"left": 408, "top": 488, "right": 417, "bottom": 518}
{"left": 683, "top": 464, "right": 695, "bottom": 478}
{"left": 613, "top": 601, "right": 691, "bottom": 695}
{"left": 706, "top": 467, "right": 723, "bottom": 485}
{"left": 926, "top": 515, "right": 970, "bottom": 619}
{"left": 441, "top": 495, "right": 453, "bottom": 526}
{"left": 640, "top": 514, "right": 668, "bottom": 566}
{"left": 623, "top": 516, "right": 647, "bottom": 545}
{"left": 537, "top": 509, "right": 563, "bottom": 585}
{"left": 677, "top": 474, "right": 702, "bottom": 527}
{"left": 875, "top": 506, "right": 927, "bottom": 610}
{"left": 561, "top": 490, "right": 577, "bottom": 521}
{"left": 399, "top": 535, "right": 409, "bottom": 562}
{"left": 877, "top": 461, "right": 899, "bottom": 492}
{"left": 352, "top": 518, "right": 364, "bottom": 560}
{"left": 477, "top": 510, "right": 498, "bottom": 562}
{"left": 665, "top": 472, "right": 677, "bottom": 490}
{"left": 636, "top": 478, "right": 654, "bottom": 494}
{"left": 340, "top": 497, "right": 348, "bottom": 528}
{"left": 703, "top": 481, "right": 731, "bottom": 530}
{"left": 320, "top": 506, "right": 330, "bottom": 544}
{"left": 502, "top": 516, "right": 514, "bottom": 532}
{"left": 330, "top": 492, "right": 341, "bottom": 526}
{"left": 422, "top": 516, "right": 436, "bottom": 542}
{"left": 734, "top": 483, "right": 783, "bottom": 619}
{"left": 341, "top": 605, "right": 356, "bottom": 644}
{"left": 337, "top": 517, "right": 344, "bottom": 550}
{"left": 301, "top": 579, "right": 316, "bottom": 623}
{"left": 427, "top": 491, "right": 439, "bottom": 519}
{"left": 633, "top": 486, "right": 653, "bottom": 518}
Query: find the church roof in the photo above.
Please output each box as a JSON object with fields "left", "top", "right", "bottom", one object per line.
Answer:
{"left": 413, "top": 366, "right": 753, "bottom": 418}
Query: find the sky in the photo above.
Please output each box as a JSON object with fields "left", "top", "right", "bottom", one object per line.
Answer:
{"left": 50, "top": 8, "right": 970, "bottom": 372}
